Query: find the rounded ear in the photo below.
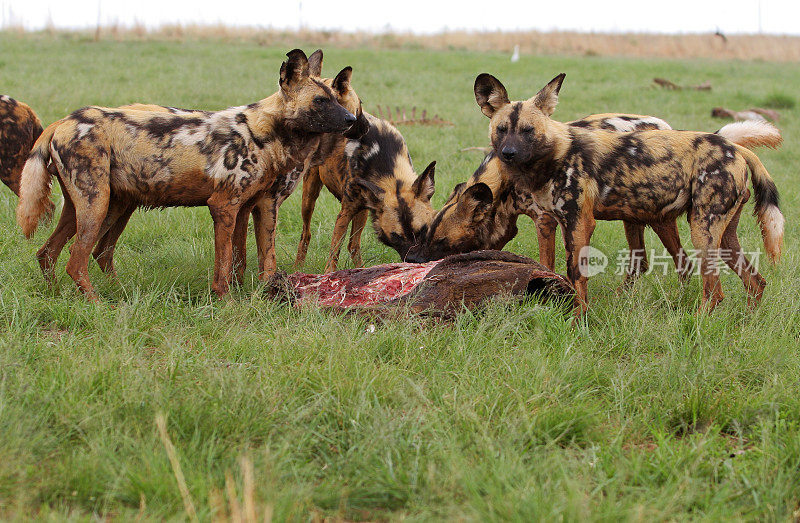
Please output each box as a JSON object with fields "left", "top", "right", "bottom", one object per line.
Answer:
{"left": 474, "top": 73, "right": 510, "bottom": 118}
{"left": 353, "top": 177, "right": 385, "bottom": 210}
{"left": 343, "top": 105, "right": 370, "bottom": 139}
{"left": 460, "top": 182, "right": 494, "bottom": 223}
{"left": 531, "top": 73, "right": 566, "bottom": 116}
{"left": 412, "top": 161, "right": 436, "bottom": 200}
{"left": 445, "top": 182, "right": 466, "bottom": 206}
{"left": 279, "top": 49, "right": 310, "bottom": 91}
{"left": 332, "top": 66, "right": 353, "bottom": 96}
{"left": 308, "top": 49, "right": 324, "bottom": 77}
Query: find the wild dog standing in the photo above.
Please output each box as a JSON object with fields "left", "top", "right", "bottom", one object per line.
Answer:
{"left": 407, "top": 116, "right": 782, "bottom": 288}
{"left": 52, "top": 51, "right": 364, "bottom": 283}
{"left": 406, "top": 112, "right": 680, "bottom": 270}
{"left": 0, "top": 96, "right": 51, "bottom": 214}
{"left": 317, "top": 110, "right": 437, "bottom": 273}
{"left": 245, "top": 51, "right": 365, "bottom": 280}
{"left": 17, "top": 49, "right": 357, "bottom": 300}
{"left": 464, "top": 73, "right": 783, "bottom": 316}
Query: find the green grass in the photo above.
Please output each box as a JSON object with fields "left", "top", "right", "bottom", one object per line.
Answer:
{"left": 2, "top": 33, "right": 800, "bottom": 521}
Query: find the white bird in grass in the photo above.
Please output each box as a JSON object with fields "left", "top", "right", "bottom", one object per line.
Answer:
{"left": 511, "top": 44, "right": 520, "bottom": 62}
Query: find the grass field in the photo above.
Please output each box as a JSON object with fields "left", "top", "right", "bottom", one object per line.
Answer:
{"left": 1, "top": 33, "right": 800, "bottom": 521}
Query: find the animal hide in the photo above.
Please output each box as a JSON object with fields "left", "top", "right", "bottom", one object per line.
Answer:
{"left": 267, "top": 250, "right": 575, "bottom": 316}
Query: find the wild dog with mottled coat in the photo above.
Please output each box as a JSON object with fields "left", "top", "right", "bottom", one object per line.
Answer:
{"left": 17, "top": 49, "right": 357, "bottom": 300}
{"left": 407, "top": 115, "right": 782, "bottom": 289}
{"left": 39, "top": 50, "right": 363, "bottom": 284}
{"left": 317, "top": 109, "right": 437, "bottom": 273}
{"left": 464, "top": 73, "right": 783, "bottom": 316}
{"left": 406, "top": 112, "right": 683, "bottom": 274}
{"left": 0, "top": 96, "right": 49, "bottom": 212}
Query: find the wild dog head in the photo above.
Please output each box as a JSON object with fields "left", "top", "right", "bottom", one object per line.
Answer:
{"left": 306, "top": 49, "right": 362, "bottom": 121}
{"left": 355, "top": 160, "right": 437, "bottom": 261}
{"left": 474, "top": 72, "right": 566, "bottom": 167}
{"left": 280, "top": 49, "right": 356, "bottom": 134}
{"left": 346, "top": 117, "right": 438, "bottom": 261}
{"left": 405, "top": 181, "right": 495, "bottom": 262}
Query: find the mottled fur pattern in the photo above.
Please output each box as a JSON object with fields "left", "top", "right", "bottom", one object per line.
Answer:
{"left": 408, "top": 114, "right": 781, "bottom": 291}
{"left": 318, "top": 110, "right": 437, "bottom": 273}
{"left": 468, "top": 73, "right": 784, "bottom": 316}
{"left": 407, "top": 112, "right": 680, "bottom": 272}
{"left": 17, "top": 49, "right": 357, "bottom": 300}
{"left": 0, "top": 96, "right": 49, "bottom": 213}
{"left": 29, "top": 51, "right": 365, "bottom": 285}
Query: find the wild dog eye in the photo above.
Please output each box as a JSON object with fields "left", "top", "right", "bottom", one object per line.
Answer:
{"left": 520, "top": 126, "right": 534, "bottom": 134}
{"left": 497, "top": 124, "right": 508, "bottom": 134}
{"left": 313, "top": 96, "right": 329, "bottom": 104}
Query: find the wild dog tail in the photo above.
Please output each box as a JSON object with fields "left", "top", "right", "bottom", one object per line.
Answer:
{"left": 735, "top": 143, "right": 784, "bottom": 263}
{"left": 716, "top": 120, "right": 782, "bottom": 150}
{"left": 17, "top": 119, "right": 61, "bottom": 238}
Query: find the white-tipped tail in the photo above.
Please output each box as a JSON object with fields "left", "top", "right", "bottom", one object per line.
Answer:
{"left": 734, "top": 143, "right": 784, "bottom": 263}
{"left": 16, "top": 155, "right": 52, "bottom": 238}
{"left": 717, "top": 120, "right": 782, "bottom": 150}
{"left": 759, "top": 205, "right": 784, "bottom": 263}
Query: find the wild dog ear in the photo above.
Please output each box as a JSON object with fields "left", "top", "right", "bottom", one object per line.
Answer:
{"left": 344, "top": 106, "right": 370, "bottom": 139}
{"left": 412, "top": 161, "right": 436, "bottom": 201}
{"left": 474, "top": 73, "right": 510, "bottom": 118}
{"left": 354, "top": 177, "right": 385, "bottom": 210}
{"left": 280, "top": 49, "right": 310, "bottom": 91}
{"left": 307, "top": 49, "right": 323, "bottom": 77}
{"left": 460, "top": 182, "right": 493, "bottom": 223}
{"left": 532, "top": 73, "right": 565, "bottom": 116}
{"left": 332, "top": 66, "right": 353, "bottom": 96}
{"left": 445, "top": 182, "right": 467, "bottom": 206}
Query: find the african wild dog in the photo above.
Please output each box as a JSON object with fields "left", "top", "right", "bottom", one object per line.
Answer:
{"left": 462, "top": 72, "right": 783, "bottom": 316}
{"left": 406, "top": 115, "right": 782, "bottom": 289}
{"left": 0, "top": 96, "right": 49, "bottom": 212}
{"left": 405, "top": 112, "right": 682, "bottom": 273}
{"left": 38, "top": 50, "right": 365, "bottom": 284}
{"left": 315, "top": 109, "right": 437, "bottom": 273}
{"left": 17, "top": 49, "right": 357, "bottom": 300}
{"left": 246, "top": 51, "right": 365, "bottom": 279}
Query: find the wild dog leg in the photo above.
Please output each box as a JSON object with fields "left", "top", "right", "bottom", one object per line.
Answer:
{"left": 719, "top": 190, "right": 766, "bottom": 308}
{"left": 325, "top": 204, "right": 356, "bottom": 273}
{"left": 651, "top": 221, "right": 693, "bottom": 282}
{"left": 689, "top": 214, "right": 731, "bottom": 314}
{"left": 37, "top": 181, "right": 77, "bottom": 286}
{"left": 252, "top": 193, "right": 279, "bottom": 280}
{"left": 347, "top": 209, "right": 369, "bottom": 267}
{"left": 561, "top": 210, "right": 596, "bottom": 318}
{"left": 92, "top": 201, "right": 135, "bottom": 276}
{"left": 535, "top": 212, "right": 559, "bottom": 270}
{"left": 65, "top": 189, "right": 110, "bottom": 301}
{"left": 232, "top": 198, "right": 258, "bottom": 284}
{"left": 295, "top": 167, "right": 324, "bottom": 268}
{"left": 208, "top": 199, "right": 238, "bottom": 298}
{"left": 621, "top": 222, "right": 648, "bottom": 287}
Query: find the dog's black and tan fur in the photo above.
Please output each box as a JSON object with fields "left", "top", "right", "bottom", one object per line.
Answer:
{"left": 17, "top": 49, "right": 357, "bottom": 300}
{"left": 408, "top": 114, "right": 782, "bottom": 289}
{"left": 407, "top": 112, "right": 683, "bottom": 276}
{"left": 463, "top": 73, "right": 784, "bottom": 316}
{"left": 309, "top": 110, "right": 437, "bottom": 273}
{"left": 0, "top": 95, "right": 45, "bottom": 201}
{"left": 26, "top": 50, "right": 364, "bottom": 285}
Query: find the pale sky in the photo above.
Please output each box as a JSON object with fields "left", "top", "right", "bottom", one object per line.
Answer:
{"left": 2, "top": 0, "right": 798, "bottom": 35}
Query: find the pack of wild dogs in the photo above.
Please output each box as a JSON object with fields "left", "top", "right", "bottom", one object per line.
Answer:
{"left": 2, "top": 48, "right": 785, "bottom": 318}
